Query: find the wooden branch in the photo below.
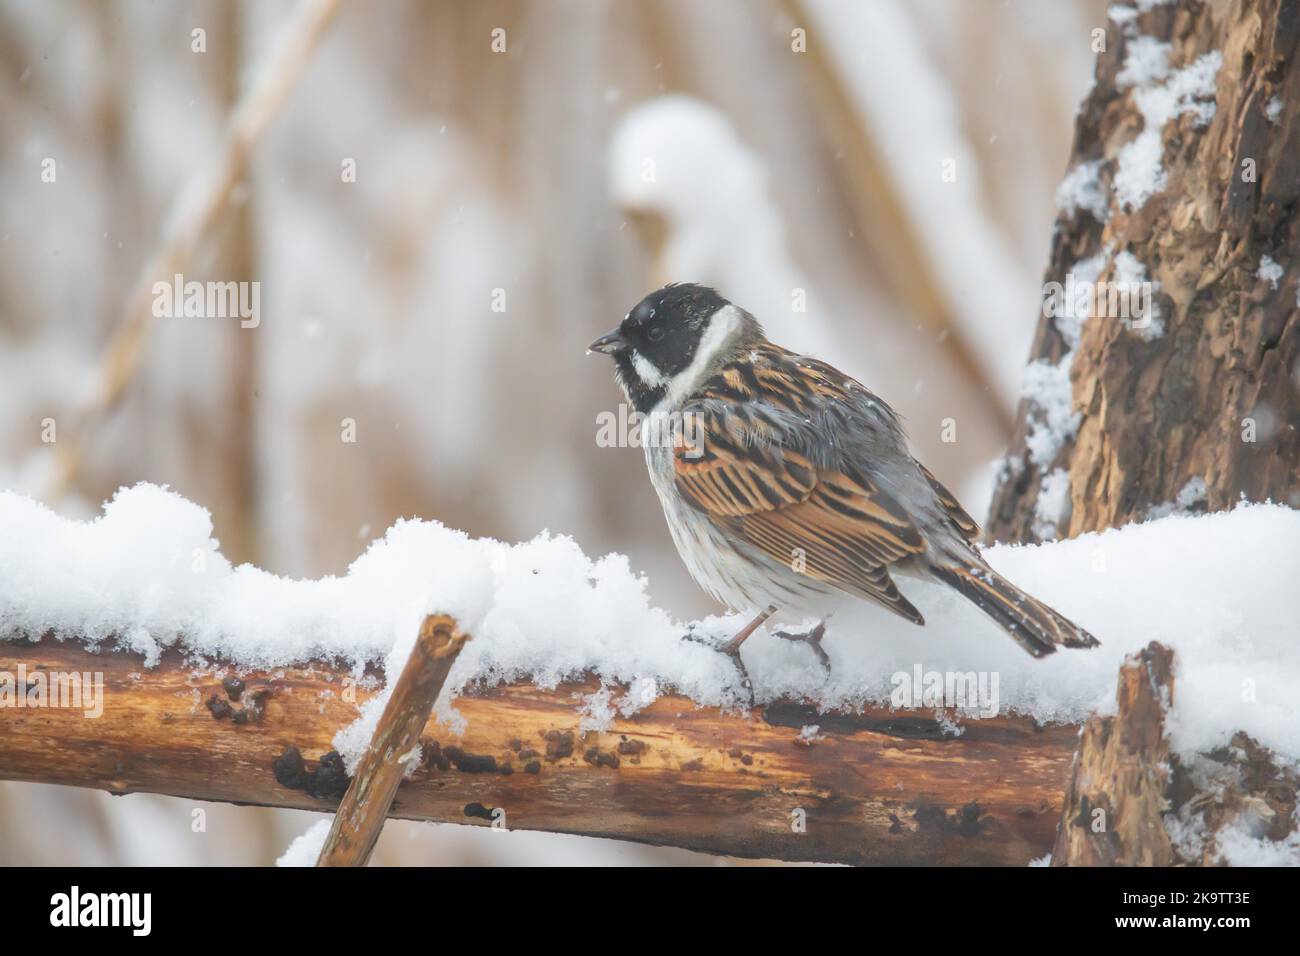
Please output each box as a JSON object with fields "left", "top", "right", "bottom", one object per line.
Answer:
{"left": 317, "top": 615, "right": 468, "bottom": 866}
{"left": 0, "top": 634, "right": 1079, "bottom": 866}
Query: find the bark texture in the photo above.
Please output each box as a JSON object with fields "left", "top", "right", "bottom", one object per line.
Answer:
{"left": 985, "top": 0, "right": 1300, "bottom": 866}
{"left": 0, "top": 635, "right": 1077, "bottom": 866}
{"left": 1053, "top": 641, "right": 1299, "bottom": 865}
{"left": 1053, "top": 643, "right": 1179, "bottom": 866}
{"left": 988, "top": 0, "right": 1300, "bottom": 542}
{"left": 317, "top": 615, "right": 468, "bottom": 867}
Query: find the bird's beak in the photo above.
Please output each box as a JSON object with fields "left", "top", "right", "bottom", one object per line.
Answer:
{"left": 587, "top": 329, "right": 626, "bottom": 356}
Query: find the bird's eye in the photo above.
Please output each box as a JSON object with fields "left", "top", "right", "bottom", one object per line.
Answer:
{"left": 647, "top": 326, "right": 665, "bottom": 342}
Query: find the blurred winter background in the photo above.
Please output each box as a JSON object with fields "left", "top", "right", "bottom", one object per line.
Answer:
{"left": 0, "top": 0, "right": 1106, "bottom": 864}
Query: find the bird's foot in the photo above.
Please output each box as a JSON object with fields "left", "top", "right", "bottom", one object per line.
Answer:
{"left": 772, "top": 620, "right": 831, "bottom": 673}
{"left": 683, "top": 630, "right": 754, "bottom": 706}
{"left": 681, "top": 608, "right": 775, "bottom": 707}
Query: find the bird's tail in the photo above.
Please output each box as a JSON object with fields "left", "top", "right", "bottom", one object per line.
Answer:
{"left": 930, "top": 561, "right": 1099, "bottom": 658}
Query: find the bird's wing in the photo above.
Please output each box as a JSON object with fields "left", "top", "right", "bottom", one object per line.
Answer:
{"left": 919, "top": 463, "right": 980, "bottom": 543}
{"left": 672, "top": 390, "right": 928, "bottom": 624}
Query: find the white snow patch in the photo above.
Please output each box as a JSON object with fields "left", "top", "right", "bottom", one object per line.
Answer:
{"left": 1055, "top": 160, "right": 1109, "bottom": 221}
{"left": 797, "top": 724, "right": 823, "bottom": 744}
{"left": 1112, "top": 250, "right": 1164, "bottom": 339}
{"left": 1033, "top": 468, "right": 1073, "bottom": 541}
{"left": 1163, "top": 754, "right": 1300, "bottom": 864}
{"left": 276, "top": 818, "right": 331, "bottom": 867}
{"left": 1114, "top": 48, "right": 1222, "bottom": 210}
{"left": 1216, "top": 810, "right": 1300, "bottom": 866}
{"left": 1147, "top": 476, "right": 1208, "bottom": 520}
{"left": 1023, "top": 246, "right": 1112, "bottom": 470}
{"left": 1108, "top": 6, "right": 1139, "bottom": 36}
{"left": 1116, "top": 36, "right": 1171, "bottom": 89}
{"left": 1111, "top": 0, "right": 1175, "bottom": 26}
{"left": 1258, "top": 255, "right": 1284, "bottom": 290}
{"left": 1023, "top": 361, "right": 1080, "bottom": 469}
{"left": 576, "top": 685, "right": 618, "bottom": 733}
{"left": 1055, "top": 245, "right": 1113, "bottom": 350}
{"left": 1177, "top": 476, "right": 1209, "bottom": 510}
{"left": 1265, "top": 96, "right": 1283, "bottom": 125}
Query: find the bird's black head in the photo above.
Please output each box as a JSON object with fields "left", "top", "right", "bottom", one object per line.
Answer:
{"left": 588, "top": 283, "right": 746, "bottom": 412}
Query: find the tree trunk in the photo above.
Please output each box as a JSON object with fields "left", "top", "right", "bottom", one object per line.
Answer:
{"left": 1053, "top": 643, "right": 1180, "bottom": 866}
{"left": 1053, "top": 640, "right": 1299, "bottom": 866}
{"left": 988, "top": 0, "right": 1300, "bottom": 543}
{"left": 986, "top": 0, "right": 1300, "bottom": 865}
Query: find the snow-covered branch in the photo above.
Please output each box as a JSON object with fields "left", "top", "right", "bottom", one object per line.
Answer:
{"left": 1, "top": 485, "right": 1297, "bottom": 864}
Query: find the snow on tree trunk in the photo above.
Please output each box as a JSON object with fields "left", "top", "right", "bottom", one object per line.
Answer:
{"left": 987, "top": 0, "right": 1300, "bottom": 544}
{"left": 986, "top": 0, "right": 1300, "bottom": 865}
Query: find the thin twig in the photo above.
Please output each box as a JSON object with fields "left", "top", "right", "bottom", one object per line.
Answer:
{"left": 51, "top": 0, "right": 345, "bottom": 498}
{"left": 316, "top": 615, "right": 469, "bottom": 867}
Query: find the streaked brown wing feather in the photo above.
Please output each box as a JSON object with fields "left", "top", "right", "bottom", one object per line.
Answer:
{"left": 673, "top": 422, "right": 817, "bottom": 516}
{"left": 673, "top": 411, "right": 927, "bottom": 624}
{"left": 919, "top": 463, "right": 980, "bottom": 543}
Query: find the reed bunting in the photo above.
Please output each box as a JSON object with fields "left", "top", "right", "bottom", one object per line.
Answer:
{"left": 589, "top": 283, "right": 1098, "bottom": 664}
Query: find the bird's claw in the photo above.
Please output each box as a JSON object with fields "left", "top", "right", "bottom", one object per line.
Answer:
{"left": 681, "top": 629, "right": 755, "bottom": 706}
{"left": 772, "top": 621, "right": 832, "bottom": 672}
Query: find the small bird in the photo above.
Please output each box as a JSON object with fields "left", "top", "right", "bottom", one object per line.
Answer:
{"left": 589, "top": 283, "right": 1098, "bottom": 666}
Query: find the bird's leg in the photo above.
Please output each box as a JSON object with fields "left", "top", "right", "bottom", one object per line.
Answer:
{"left": 721, "top": 605, "right": 777, "bottom": 705}
{"left": 683, "top": 605, "right": 777, "bottom": 706}
{"left": 772, "top": 620, "right": 831, "bottom": 672}
{"left": 723, "top": 605, "right": 777, "bottom": 656}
